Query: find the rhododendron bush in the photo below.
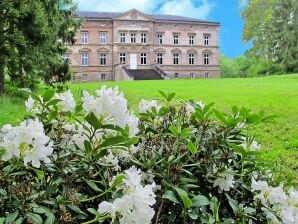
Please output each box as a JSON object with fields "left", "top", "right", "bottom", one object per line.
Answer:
{"left": 0, "top": 87, "right": 297, "bottom": 224}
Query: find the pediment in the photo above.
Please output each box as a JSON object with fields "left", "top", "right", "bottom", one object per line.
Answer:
{"left": 154, "top": 48, "right": 166, "bottom": 53}
{"left": 187, "top": 49, "right": 198, "bottom": 54}
{"left": 114, "top": 9, "right": 153, "bottom": 21}
{"left": 78, "top": 47, "right": 92, "bottom": 53}
{"left": 171, "top": 48, "right": 182, "bottom": 53}
{"left": 97, "top": 47, "right": 109, "bottom": 53}
{"left": 202, "top": 49, "right": 212, "bottom": 54}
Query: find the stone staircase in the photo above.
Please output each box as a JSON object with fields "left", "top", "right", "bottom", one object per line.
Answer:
{"left": 128, "top": 69, "right": 163, "bottom": 80}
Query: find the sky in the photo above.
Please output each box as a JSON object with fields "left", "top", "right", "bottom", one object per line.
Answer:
{"left": 74, "top": 0, "right": 251, "bottom": 58}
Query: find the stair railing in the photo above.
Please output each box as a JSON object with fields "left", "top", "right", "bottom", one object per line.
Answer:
{"left": 152, "top": 65, "right": 169, "bottom": 79}
{"left": 122, "top": 66, "right": 134, "bottom": 79}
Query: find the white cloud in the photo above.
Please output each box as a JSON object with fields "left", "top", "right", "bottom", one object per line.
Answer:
{"left": 74, "top": 0, "right": 215, "bottom": 19}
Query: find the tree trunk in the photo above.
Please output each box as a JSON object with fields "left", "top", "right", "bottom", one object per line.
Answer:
{"left": 0, "top": 15, "right": 4, "bottom": 94}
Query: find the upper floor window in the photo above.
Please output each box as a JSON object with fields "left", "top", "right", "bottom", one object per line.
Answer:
{"left": 131, "top": 33, "right": 136, "bottom": 44}
{"left": 81, "top": 32, "right": 88, "bottom": 44}
{"left": 156, "top": 53, "right": 163, "bottom": 65}
{"left": 189, "top": 54, "right": 195, "bottom": 65}
{"left": 100, "top": 32, "right": 107, "bottom": 44}
{"left": 81, "top": 53, "right": 88, "bottom": 66}
{"left": 173, "top": 34, "right": 179, "bottom": 45}
{"left": 100, "top": 53, "right": 106, "bottom": 65}
{"left": 189, "top": 35, "right": 194, "bottom": 45}
{"left": 204, "top": 54, "right": 210, "bottom": 65}
{"left": 120, "top": 33, "right": 126, "bottom": 43}
{"left": 204, "top": 35, "right": 210, "bottom": 45}
{"left": 173, "top": 53, "right": 179, "bottom": 64}
{"left": 141, "top": 53, "right": 147, "bottom": 65}
{"left": 120, "top": 53, "right": 126, "bottom": 64}
{"left": 101, "top": 74, "right": 106, "bottom": 81}
{"left": 141, "top": 33, "right": 147, "bottom": 44}
{"left": 157, "top": 34, "right": 163, "bottom": 45}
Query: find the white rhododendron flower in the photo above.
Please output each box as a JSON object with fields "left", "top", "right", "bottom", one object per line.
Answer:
{"left": 241, "top": 137, "right": 261, "bottom": 151}
{"left": 139, "top": 99, "right": 160, "bottom": 113}
{"left": 81, "top": 86, "right": 139, "bottom": 137}
{"left": 213, "top": 170, "right": 235, "bottom": 192}
{"left": 54, "top": 90, "right": 76, "bottom": 112}
{"left": 185, "top": 100, "right": 205, "bottom": 116}
{"left": 98, "top": 167, "right": 156, "bottom": 224}
{"left": 0, "top": 119, "right": 53, "bottom": 168}
{"left": 25, "top": 96, "right": 35, "bottom": 112}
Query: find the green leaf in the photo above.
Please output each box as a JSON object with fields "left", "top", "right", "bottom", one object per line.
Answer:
{"left": 45, "top": 99, "right": 61, "bottom": 108}
{"left": 5, "top": 210, "right": 19, "bottom": 224}
{"left": 192, "top": 195, "right": 210, "bottom": 207}
{"left": 84, "top": 112, "right": 101, "bottom": 129}
{"left": 162, "top": 190, "right": 179, "bottom": 204}
{"left": 169, "top": 125, "right": 179, "bottom": 135}
{"left": 32, "top": 168, "right": 45, "bottom": 180}
{"left": 26, "top": 212, "right": 43, "bottom": 224}
{"left": 87, "top": 208, "right": 99, "bottom": 216}
{"left": 168, "top": 92, "right": 176, "bottom": 102}
{"left": 84, "top": 140, "right": 93, "bottom": 153}
{"left": 187, "top": 141, "right": 197, "bottom": 154}
{"left": 174, "top": 187, "right": 192, "bottom": 208}
{"left": 43, "top": 90, "right": 55, "bottom": 102}
{"left": 15, "top": 217, "right": 24, "bottom": 224}
{"left": 66, "top": 204, "right": 87, "bottom": 215}
{"left": 101, "top": 136, "right": 127, "bottom": 148}
{"left": 44, "top": 214, "right": 55, "bottom": 224}
{"left": 225, "top": 194, "right": 240, "bottom": 214}
{"left": 222, "top": 219, "right": 235, "bottom": 224}
{"left": 84, "top": 179, "right": 102, "bottom": 192}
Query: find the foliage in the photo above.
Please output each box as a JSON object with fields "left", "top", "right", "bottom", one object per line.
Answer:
{"left": 0, "top": 87, "right": 297, "bottom": 223}
{"left": 0, "top": 0, "right": 80, "bottom": 93}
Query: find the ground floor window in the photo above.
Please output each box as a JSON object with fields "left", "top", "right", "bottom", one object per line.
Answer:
{"left": 190, "top": 73, "right": 194, "bottom": 78}
{"left": 157, "top": 53, "right": 163, "bottom": 65}
{"left": 205, "top": 72, "right": 209, "bottom": 78}
{"left": 141, "top": 53, "right": 147, "bottom": 65}
{"left": 174, "top": 73, "right": 179, "bottom": 78}
{"left": 204, "top": 54, "right": 210, "bottom": 65}
{"left": 120, "top": 53, "right": 126, "bottom": 64}
{"left": 101, "top": 74, "right": 106, "bottom": 80}
{"left": 82, "top": 74, "right": 88, "bottom": 81}
{"left": 189, "top": 54, "right": 195, "bottom": 65}
{"left": 173, "top": 54, "right": 179, "bottom": 65}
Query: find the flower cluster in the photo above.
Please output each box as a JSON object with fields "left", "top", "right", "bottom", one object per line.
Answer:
{"left": 252, "top": 178, "right": 298, "bottom": 223}
{"left": 98, "top": 167, "right": 156, "bottom": 224}
{"left": 82, "top": 86, "right": 139, "bottom": 136}
{"left": 25, "top": 95, "right": 42, "bottom": 114}
{"left": 0, "top": 119, "right": 53, "bottom": 168}
{"left": 54, "top": 90, "right": 76, "bottom": 112}
{"left": 213, "top": 170, "right": 235, "bottom": 192}
{"left": 139, "top": 99, "right": 160, "bottom": 113}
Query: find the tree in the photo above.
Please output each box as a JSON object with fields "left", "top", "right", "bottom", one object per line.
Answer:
{"left": 241, "top": 0, "right": 298, "bottom": 73}
{"left": 0, "top": 0, "right": 79, "bottom": 94}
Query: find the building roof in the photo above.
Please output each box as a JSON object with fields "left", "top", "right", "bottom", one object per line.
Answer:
{"left": 76, "top": 11, "right": 219, "bottom": 25}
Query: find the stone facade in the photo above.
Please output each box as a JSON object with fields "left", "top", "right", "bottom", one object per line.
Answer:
{"left": 67, "top": 9, "right": 220, "bottom": 82}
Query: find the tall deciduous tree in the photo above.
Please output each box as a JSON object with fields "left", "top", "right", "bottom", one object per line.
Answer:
{"left": 241, "top": 0, "right": 298, "bottom": 73}
{"left": 0, "top": 0, "right": 79, "bottom": 94}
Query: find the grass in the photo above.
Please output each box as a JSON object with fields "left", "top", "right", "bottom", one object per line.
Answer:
{"left": 1, "top": 74, "right": 298, "bottom": 184}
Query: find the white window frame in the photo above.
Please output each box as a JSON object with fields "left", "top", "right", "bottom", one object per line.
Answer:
{"left": 99, "top": 32, "right": 107, "bottom": 44}
{"left": 81, "top": 32, "right": 88, "bottom": 44}
{"left": 82, "top": 74, "right": 88, "bottom": 81}
{"left": 100, "top": 53, "right": 106, "bottom": 65}
{"left": 157, "top": 34, "right": 163, "bottom": 45}
{"left": 81, "top": 53, "right": 88, "bottom": 66}
{"left": 204, "top": 35, "right": 210, "bottom": 45}
{"left": 120, "top": 53, "right": 126, "bottom": 64}
{"left": 131, "top": 33, "right": 136, "bottom": 44}
{"left": 101, "top": 74, "right": 106, "bottom": 81}
{"left": 189, "top": 54, "right": 195, "bottom": 65}
{"left": 156, "top": 53, "right": 163, "bottom": 65}
{"left": 173, "top": 34, "right": 179, "bottom": 45}
{"left": 189, "top": 35, "right": 194, "bottom": 45}
{"left": 173, "top": 53, "right": 179, "bottom": 65}
{"left": 120, "top": 33, "right": 126, "bottom": 43}
{"left": 141, "top": 33, "right": 147, "bottom": 44}
{"left": 141, "top": 53, "right": 147, "bottom": 65}
{"left": 204, "top": 54, "right": 210, "bottom": 65}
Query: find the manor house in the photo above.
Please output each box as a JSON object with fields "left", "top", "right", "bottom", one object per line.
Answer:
{"left": 66, "top": 9, "right": 220, "bottom": 81}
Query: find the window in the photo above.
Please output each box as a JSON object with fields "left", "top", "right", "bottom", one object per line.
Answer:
{"left": 100, "top": 54, "right": 106, "bottom": 65}
{"left": 190, "top": 73, "right": 194, "bottom": 78}
{"left": 157, "top": 53, "right": 163, "bottom": 65}
{"left": 205, "top": 72, "right": 209, "bottom": 78}
{"left": 81, "top": 53, "right": 88, "bottom": 66}
{"left": 81, "top": 32, "right": 88, "bottom": 44}
{"left": 189, "top": 54, "right": 195, "bottom": 65}
{"left": 120, "top": 33, "right": 126, "bottom": 43}
{"left": 100, "top": 32, "right": 107, "bottom": 44}
{"left": 64, "top": 39, "right": 70, "bottom": 45}
{"left": 141, "top": 33, "right": 147, "bottom": 44}
{"left": 174, "top": 73, "right": 179, "bottom": 78}
{"left": 141, "top": 53, "right": 147, "bottom": 65}
{"left": 120, "top": 53, "right": 126, "bottom": 64}
{"left": 204, "top": 54, "right": 210, "bottom": 65}
{"left": 131, "top": 33, "right": 136, "bottom": 44}
{"left": 189, "top": 35, "right": 194, "bottom": 45}
{"left": 157, "top": 34, "right": 163, "bottom": 44}
{"left": 101, "top": 74, "right": 106, "bottom": 81}
{"left": 62, "top": 54, "right": 70, "bottom": 61}
{"left": 204, "top": 35, "right": 209, "bottom": 45}
{"left": 173, "top": 34, "right": 179, "bottom": 45}
{"left": 173, "top": 53, "right": 179, "bottom": 65}
{"left": 82, "top": 74, "right": 88, "bottom": 81}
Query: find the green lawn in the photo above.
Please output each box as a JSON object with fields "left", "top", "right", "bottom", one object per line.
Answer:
{"left": 1, "top": 74, "right": 298, "bottom": 183}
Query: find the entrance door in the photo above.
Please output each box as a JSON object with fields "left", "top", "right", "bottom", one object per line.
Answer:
{"left": 130, "top": 54, "right": 137, "bottom": 70}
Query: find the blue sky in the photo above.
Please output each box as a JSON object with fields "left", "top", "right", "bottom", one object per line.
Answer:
{"left": 74, "top": 0, "right": 251, "bottom": 58}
